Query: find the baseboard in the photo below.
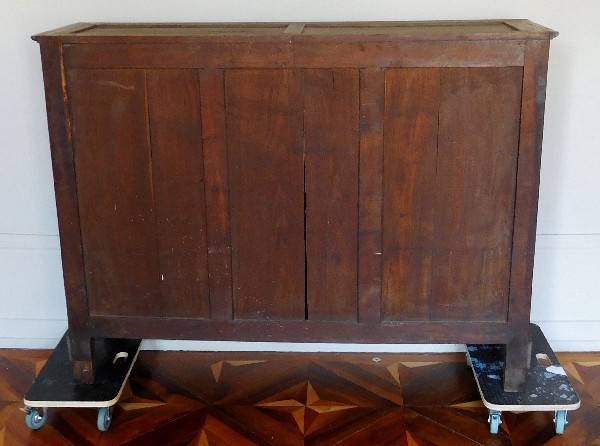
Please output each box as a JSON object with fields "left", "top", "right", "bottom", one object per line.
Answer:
{"left": 0, "top": 233, "right": 60, "bottom": 250}
{"left": 0, "top": 318, "right": 67, "bottom": 349}
{"left": 535, "top": 320, "right": 600, "bottom": 351}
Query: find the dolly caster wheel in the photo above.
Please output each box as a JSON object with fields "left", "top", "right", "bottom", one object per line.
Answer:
{"left": 554, "top": 410, "right": 568, "bottom": 434}
{"left": 97, "top": 406, "right": 112, "bottom": 432}
{"left": 25, "top": 408, "right": 47, "bottom": 430}
{"left": 488, "top": 410, "right": 502, "bottom": 434}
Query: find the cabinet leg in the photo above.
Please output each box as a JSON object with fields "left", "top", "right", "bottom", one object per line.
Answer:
{"left": 67, "top": 333, "right": 97, "bottom": 384}
{"left": 503, "top": 334, "right": 531, "bottom": 392}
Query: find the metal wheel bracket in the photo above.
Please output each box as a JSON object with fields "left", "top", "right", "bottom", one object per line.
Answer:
{"left": 554, "top": 410, "right": 568, "bottom": 434}
{"left": 488, "top": 409, "right": 502, "bottom": 434}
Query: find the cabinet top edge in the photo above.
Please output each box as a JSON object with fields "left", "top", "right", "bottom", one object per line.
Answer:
{"left": 32, "top": 20, "right": 558, "bottom": 43}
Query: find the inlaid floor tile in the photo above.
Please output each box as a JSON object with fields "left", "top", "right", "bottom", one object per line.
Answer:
{"left": 0, "top": 349, "right": 598, "bottom": 445}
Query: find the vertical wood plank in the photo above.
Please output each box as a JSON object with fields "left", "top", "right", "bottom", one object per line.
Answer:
{"left": 200, "top": 69, "right": 234, "bottom": 321}
{"left": 505, "top": 40, "right": 551, "bottom": 391}
{"left": 382, "top": 68, "right": 440, "bottom": 321}
{"left": 304, "top": 69, "right": 360, "bottom": 321}
{"left": 39, "top": 43, "right": 96, "bottom": 383}
{"left": 68, "top": 68, "right": 160, "bottom": 317}
{"left": 146, "top": 69, "right": 210, "bottom": 318}
{"left": 358, "top": 68, "right": 384, "bottom": 323}
{"left": 433, "top": 67, "right": 522, "bottom": 321}
{"left": 225, "top": 69, "right": 305, "bottom": 320}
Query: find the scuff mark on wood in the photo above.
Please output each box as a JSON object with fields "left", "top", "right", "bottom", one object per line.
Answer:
{"left": 95, "top": 80, "right": 135, "bottom": 91}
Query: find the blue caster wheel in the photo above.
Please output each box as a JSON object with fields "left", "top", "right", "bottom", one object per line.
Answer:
{"left": 554, "top": 410, "right": 568, "bottom": 434}
{"left": 488, "top": 410, "right": 502, "bottom": 434}
{"left": 97, "top": 406, "right": 112, "bottom": 432}
{"left": 25, "top": 408, "right": 47, "bottom": 430}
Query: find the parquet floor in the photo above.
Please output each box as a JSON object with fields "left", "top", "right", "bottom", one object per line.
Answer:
{"left": 0, "top": 349, "right": 599, "bottom": 445}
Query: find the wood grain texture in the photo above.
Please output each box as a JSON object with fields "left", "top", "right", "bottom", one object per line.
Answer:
{"left": 504, "top": 40, "right": 552, "bottom": 391}
{"left": 200, "top": 69, "right": 234, "bottom": 321}
{"left": 34, "top": 19, "right": 557, "bottom": 42}
{"left": 432, "top": 67, "right": 522, "bottom": 322}
{"left": 382, "top": 68, "right": 440, "bottom": 321}
{"left": 304, "top": 69, "right": 359, "bottom": 321}
{"left": 63, "top": 40, "right": 525, "bottom": 69}
{"left": 38, "top": 43, "right": 96, "bottom": 383}
{"left": 68, "top": 68, "right": 161, "bottom": 317}
{"left": 4, "top": 349, "right": 597, "bottom": 445}
{"left": 382, "top": 67, "right": 522, "bottom": 324}
{"left": 225, "top": 69, "right": 305, "bottom": 320}
{"left": 89, "top": 316, "right": 512, "bottom": 344}
{"left": 146, "top": 69, "right": 210, "bottom": 318}
{"left": 357, "top": 68, "right": 385, "bottom": 323}
{"left": 32, "top": 19, "right": 558, "bottom": 44}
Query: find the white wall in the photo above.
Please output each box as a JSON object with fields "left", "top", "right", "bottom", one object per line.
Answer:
{"left": 1, "top": 0, "right": 599, "bottom": 352}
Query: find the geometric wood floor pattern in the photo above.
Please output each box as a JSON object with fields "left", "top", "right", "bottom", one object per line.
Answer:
{"left": 1, "top": 349, "right": 599, "bottom": 445}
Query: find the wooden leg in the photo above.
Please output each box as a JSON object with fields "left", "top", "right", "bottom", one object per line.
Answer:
{"left": 67, "top": 332, "right": 96, "bottom": 384}
{"left": 504, "top": 332, "right": 532, "bottom": 392}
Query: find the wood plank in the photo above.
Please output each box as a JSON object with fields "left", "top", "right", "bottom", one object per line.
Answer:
{"left": 39, "top": 43, "right": 96, "bottom": 383}
{"left": 146, "top": 69, "right": 210, "bottom": 318}
{"left": 68, "top": 68, "right": 160, "bottom": 317}
{"left": 358, "top": 68, "right": 384, "bottom": 323}
{"left": 432, "top": 67, "right": 523, "bottom": 321}
{"left": 292, "top": 40, "right": 524, "bottom": 68}
{"left": 200, "top": 69, "right": 234, "bottom": 321}
{"left": 36, "top": 19, "right": 555, "bottom": 42}
{"left": 504, "top": 39, "right": 551, "bottom": 391}
{"left": 64, "top": 40, "right": 524, "bottom": 69}
{"left": 382, "top": 68, "right": 440, "bottom": 321}
{"left": 225, "top": 69, "right": 305, "bottom": 320}
{"left": 89, "top": 315, "right": 511, "bottom": 344}
{"left": 304, "top": 69, "right": 360, "bottom": 321}
{"left": 65, "top": 42, "right": 293, "bottom": 69}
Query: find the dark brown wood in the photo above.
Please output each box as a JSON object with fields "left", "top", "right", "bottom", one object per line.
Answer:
{"left": 38, "top": 43, "right": 95, "bottom": 383}
{"left": 32, "top": 21, "right": 557, "bottom": 393}
{"left": 88, "top": 315, "right": 513, "bottom": 344}
{"left": 504, "top": 39, "right": 552, "bottom": 392}
{"left": 432, "top": 67, "right": 522, "bottom": 322}
{"left": 62, "top": 40, "right": 525, "bottom": 70}
{"left": 382, "top": 67, "right": 522, "bottom": 324}
{"left": 225, "top": 69, "right": 305, "bottom": 320}
{"left": 146, "top": 69, "right": 210, "bottom": 318}
{"left": 304, "top": 69, "right": 359, "bottom": 321}
{"left": 68, "top": 68, "right": 161, "bottom": 317}
{"left": 200, "top": 69, "right": 234, "bottom": 321}
{"left": 382, "top": 68, "right": 440, "bottom": 321}
{"left": 33, "top": 20, "right": 557, "bottom": 42}
{"left": 358, "top": 68, "right": 385, "bottom": 323}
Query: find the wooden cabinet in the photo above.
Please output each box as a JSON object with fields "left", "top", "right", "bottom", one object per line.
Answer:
{"left": 33, "top": 20, "right": 557, "bottom": 391}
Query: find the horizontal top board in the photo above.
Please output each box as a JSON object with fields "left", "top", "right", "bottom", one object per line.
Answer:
{"left": 32, "top": 20, "right": 558, "bottom": 44}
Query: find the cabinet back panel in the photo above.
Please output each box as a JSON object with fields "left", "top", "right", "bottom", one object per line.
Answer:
{"left": 304, "top": 69, "right": 360, "bottom": 321}
{"left": 199, "top": 69, "right": 234, "bottom": 321}
{"left": 382, "top": 68, "right": 440, "bottom": 321}
{"left": 68, "top": 69, "right": 161, "bottom": 317}
{"left": 225, "top": 69, "right": 306, "bottom": 320}
{"left": 146, "top": 69, "right": 210, "bottom": 318}
{"left": 69, "top": 68, "right": 213, "bottom": 318}
{"left": 382, "top": 66, "right": 523, "bottom": 322}
{"left": 432, "top": 67, "right": 522, "bottom": 321}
